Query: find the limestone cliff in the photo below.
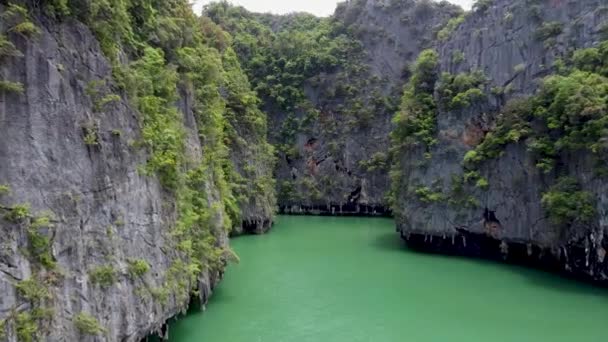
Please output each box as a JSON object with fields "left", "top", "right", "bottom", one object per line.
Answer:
{"left": 206, "top": 0, "right": 461, "bottom": 216}
{"left": 209, "top": 0, "right": 608, "bottom": 283}
{"left": 392, "top": 0, "right": 608, "bottom": 283}
{"left": 0, "top": 1, "right": 274, "bottom": 340}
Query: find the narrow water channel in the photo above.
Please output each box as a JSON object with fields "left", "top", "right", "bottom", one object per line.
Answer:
{"left": 164, "top": 216, "right": 608, "bottom": 341}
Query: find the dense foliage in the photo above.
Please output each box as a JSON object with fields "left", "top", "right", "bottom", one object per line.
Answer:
{"left": 391, "top": 49, "right": 440, "bottom": 152}
{"left": 541, "top": 177, "right": 596, "bottom": 226}
{"left": 1, "top": 0, "right": 275, "bottom": 337}
{"left": 437, "top": 70, "right": 487, "bottom": 110}
{"left": 465, "top": 41, "right": 608, "bottom": 174}
{"left": 460, "top": 42, "right": 608, "bottom": 228}
{"left": 388, "top": 49, "right": 439, "bottom": 211}
{"left": 204, "top": 1, "right": 398, "bottom": 206}
{"left": 205, "top": 2, "right": 361, "bottom": 113}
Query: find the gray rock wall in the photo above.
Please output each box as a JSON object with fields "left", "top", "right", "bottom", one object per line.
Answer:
{"left": 394, "top": 0, "right": 608, "bottom": 282}
{"left": 0, "top": 10, "right": 226, "bottom": 342}
{"left": 276, "top": 0, "right": 461, "bottom": 215}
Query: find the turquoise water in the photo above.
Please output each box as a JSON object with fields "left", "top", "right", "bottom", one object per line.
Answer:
{"left": 165, "top": 216, "right": 608, "bottom": 341}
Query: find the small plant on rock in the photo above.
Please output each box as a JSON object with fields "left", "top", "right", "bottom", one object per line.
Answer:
{"left": 127, "top": 259, "right": 150, "bottom": 279}
{"left": 89, "top": 265, "right": 116, "bottom": 288}
{"left": 74, "top": 313, "right": 105, "bottom": 336}
{"left": 5, "top": 204, "right": 30, "bottom": 222}
{"left": 0, "top": 184, "right": 10, "bottom": 195}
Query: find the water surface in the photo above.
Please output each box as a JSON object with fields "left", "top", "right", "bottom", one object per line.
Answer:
{"left": 166, "top": 216, "right": 608, "bottom": 341}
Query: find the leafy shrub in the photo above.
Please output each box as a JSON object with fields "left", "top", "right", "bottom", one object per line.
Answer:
{"left": 359, "top": 152, "right": 388, "bottom": 172}
{"left": 437, "top": 15, "right": 465, "bottom": 41}
{"left": 27, "top": 223, "right": 56, "bottom": 269}
{"left": 89, "top": 265, "right": 116, "bottom": 288}
{"left": 127, "top": 259, "right": 150, "bottom": 278}
{"left": 391, "top": 49, "right": 440, "bottom": 151}
{"left": 535, "top": 21, "right": 563, "bottom": 41}
{"left": 0, "top": 184, "right": 10, "bottom": 195}
{"left": 451, "top": 50, "right": 465, "bottom": 64}
{"left": 0, "top": 35, "right": 22, "bottom": 57}
{"left": 44, "top": 0, "right": 71, "bottom": 18}
{"left": 16, "top": 279, "right": 51, "bottom": 303}
{"left": 74, "top": 313, "right": 104, "bottom": 335}
{"left": 5, "top": 204, "right": 30, "bottom": 222}
{"left": 437, "top": 70, "right": 487, "bottom": 110}
{"left": 541, "top": 177, "right": 595, "bottom": 225}
{"left": 2, "top": 3, "right": 40, "bottom": 37}
{"left": 15, "top": 312, "right": 37, "bottom": 342}
{"left": 0, "top": 80, "right": 24, "bottom": 93}
{"left": 475, "top": 177, "right": 489, "bottom": 190}
{"left": 414, "top": 186, "right": 445, "bottom": 203}
{"left": 571, "top": 41, "right": 608, "bottom": 76}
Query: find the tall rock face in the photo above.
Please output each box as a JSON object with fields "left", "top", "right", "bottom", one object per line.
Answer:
{"left": 0, "top": 1, "right": 274, "bottom": 341}
{"left": 206, "top": 0, "right": 461, "bottom": 216}
{"left": 392, "top": 0, "right": 608, "bottom": 283}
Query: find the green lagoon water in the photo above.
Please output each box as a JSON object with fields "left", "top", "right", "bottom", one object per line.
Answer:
{"left": 166, "top": 215, "right": 608, "bottom": 342}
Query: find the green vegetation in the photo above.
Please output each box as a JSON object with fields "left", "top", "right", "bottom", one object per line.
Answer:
{"left": 204, "top": 4, "right": 397, "bottom": 134}
{"left": 44, "top": 0, "right": 71, "bottom": 18}
{"left": 389, "top": 49, "right": 440, "bottom": 211}
{"left": 447, "top": 175, "right": 481, "bottom": 209}
{"left": 15, "top": 311, "right": 38, "bottom": 342}
{"left": 451, "top": 50, "right": 465, "bottom": 64}
{"left": 391, "top": 49, "right": 440, "bottom": 151}
{"left": 127, "top": 259, "right": 150, "bottom": 279}
{"left": 82, "top": 125, "right": 100, "bottom": 147}
{"left": 462, "top": 98, "right": 533, "bottom": 169}
{"left": 27, "top": 225, "right": 56, "bottom": 269}
{"left": 16, "top": 279, "right": 51, "bottom": 303}
{"left": 437, "top": 15, "right": 465, "bottom": 41}
{"left": 5, "top": 203, "right": 30, "bottom": 222}
{"left": 1, "top": 3, "right": 40, "bottom": 37}
{"left": 0, "top": 34, "right": 22, "bottom": 57}
{"left": 541, "top": 177, "right": 596, "bottom": 226}
{"left": 0, "top": 202, "right": 57, "bottom": 339}
{"left": 456, "top": 42, "right": 607, "bottom": 227}
{"left": 0, "top": 3, "right": 35, "bottom": 98}
{"left": 203, "top": 1, "right": 397, "bottom": 205}
{"left": 437, "top": 70, "right": 487, "bottom": 110}
{"left": 464, "top": 42, "right": 608, "bottom": 173}
{"left": 535, "top": 21, "right": 563, "bottom": 41}
{"left": 0, "top": 184, "right": 10, "bottom": 195}
{"left": 74, "top": 313, "right": 105, "bottom": 336}
{"left": 89, "top": 265, "right": 117, "bottom": 288}
{"left": 475, "top": 177, "right": 489, "bottom": 190}
{"left": 205, "top": 3, "right": 362, "bottom": 113}
{"left": 0, "top": 80, "right": 24, "bottom": 93}
{"left": 359, "top": 152, "right": 388, "bottom": 172}
{"left": 414, "top": 186, "right": 445, "bottom": 204}
{"left": 19, "top": 0, "right": 277, "bottom": 307}
{"left": 11, "top": 273, "right": 54, "bottom": 342}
